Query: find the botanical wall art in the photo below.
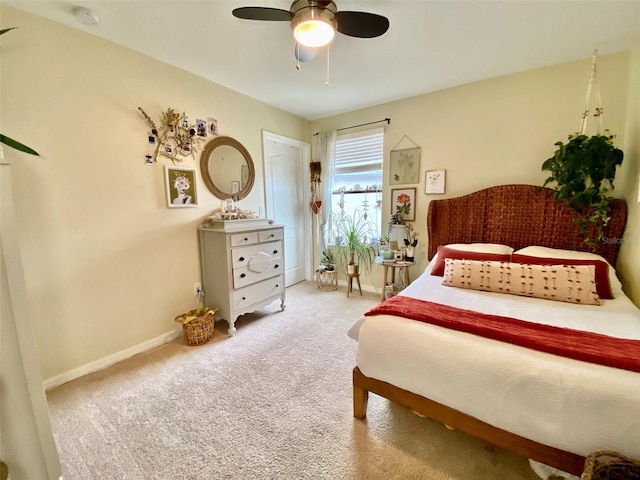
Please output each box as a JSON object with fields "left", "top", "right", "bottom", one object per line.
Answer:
{"left": 138, "top": 107, "right": 215, "bottom": 164}
{"left": 391, "top": 188, "right": 416, "bottom": 221}
{"left": 390, "top": 147, "right": 421, "bottom": 185}
{"left": 164, "top": 166, "right": 198, "bottom": 208}
{"left": 425, "top": 169, "right": 446, "bottom": 194}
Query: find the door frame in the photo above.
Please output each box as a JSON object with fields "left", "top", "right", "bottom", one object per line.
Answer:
{"left": 261, "top": 130, "right": 313, "bottom": 282}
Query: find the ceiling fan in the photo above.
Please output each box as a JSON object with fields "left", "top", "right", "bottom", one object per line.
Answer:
{"left": 232, "top": 1, "right": 390, "bottom": 49}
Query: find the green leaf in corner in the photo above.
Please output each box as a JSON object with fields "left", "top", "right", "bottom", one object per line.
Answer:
{"left": 0, "top": 27, "right": 18, "bottom": 36}
{"left": 0, "top": 134, "right": 40, "bottom": 156}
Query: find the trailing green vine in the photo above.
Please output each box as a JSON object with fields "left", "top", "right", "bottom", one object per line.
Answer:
{"left": 542, "top": 131, "right": 623, "bottom": 248}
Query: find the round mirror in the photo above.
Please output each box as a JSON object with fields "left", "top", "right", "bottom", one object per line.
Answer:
{"left": 200, "top": 136, "right": 255, "bottom": 200}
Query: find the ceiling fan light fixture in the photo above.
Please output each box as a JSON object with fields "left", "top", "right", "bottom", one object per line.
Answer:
{"left": 291, "top": 1, "right": 337, "bottom": 48}
{"left": 293, "top": 18, "right": 334, "bottom": 47}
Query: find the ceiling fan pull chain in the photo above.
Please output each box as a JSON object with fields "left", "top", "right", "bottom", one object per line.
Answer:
{"left": 325, "top": 45, "right": 331, "bottom": 87}
{"left": 296, "top": 43, "right": 302, "bottom": 71}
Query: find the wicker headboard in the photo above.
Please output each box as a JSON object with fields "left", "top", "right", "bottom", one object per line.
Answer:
{"left": 427, "top": 184, "right": 627, "bottom": 266}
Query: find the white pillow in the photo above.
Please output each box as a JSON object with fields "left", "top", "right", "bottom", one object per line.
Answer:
{"left": 426, "top": 243, "right": 514, "bottom": 273}
{"left": 445, "top": 243, "right": 514, "bottom": 255}
{"left": 442, "top": 259, "right": 601, "bottom": 305}
{"left": 513, "top": 246, "right": 623, "bottom": 296}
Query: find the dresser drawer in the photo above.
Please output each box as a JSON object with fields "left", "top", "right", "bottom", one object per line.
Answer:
{"left": 233, "top": 257, "right": 283, "bottom": 288}
{"left": 232, "top": 241, "right": 282, "bottom": 268}
{"left": 230, "top": 231, "right": 259, "bottom": 247}
{"left": 233, "top": 275, "right": 284, "bottom": 309}
{"left": 259, "top": 228, "right": 283, "bottom": 243}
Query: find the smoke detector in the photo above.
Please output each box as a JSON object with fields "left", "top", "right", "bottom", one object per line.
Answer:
{"left": 73, "top": 7, "right": 100, "bottom": 27}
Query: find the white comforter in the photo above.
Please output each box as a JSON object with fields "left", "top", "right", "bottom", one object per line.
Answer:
{"left": 348, "top": 261, "right": 640, "bottom": 459}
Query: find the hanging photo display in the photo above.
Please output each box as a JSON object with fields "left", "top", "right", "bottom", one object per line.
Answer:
{"left": 138, "top": 107, "right": 217, "bottom": 164}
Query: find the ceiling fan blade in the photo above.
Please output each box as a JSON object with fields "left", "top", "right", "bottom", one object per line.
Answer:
{"left": 336, "top": 11, "right": 389, "bottom": 38}
{"left": 232, "top": 7, "right": 292, "bottom": 21}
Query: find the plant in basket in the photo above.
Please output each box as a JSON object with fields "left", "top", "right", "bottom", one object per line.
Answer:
{"left": 174, "top": 307, "right": 218, "bottom": 346}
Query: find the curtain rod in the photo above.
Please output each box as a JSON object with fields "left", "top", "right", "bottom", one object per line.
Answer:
{"left": 313, "top": 118, "right": 390, "bottom": 136}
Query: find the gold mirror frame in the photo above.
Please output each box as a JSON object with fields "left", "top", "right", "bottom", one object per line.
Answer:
{"left": 200, "top": 136, "right": 255, "bottom": 200}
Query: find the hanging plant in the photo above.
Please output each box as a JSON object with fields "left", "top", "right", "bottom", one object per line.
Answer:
{"left": 542, "top": 131, "right": 623, "bottom": 247}
{"left": 310, "top": 161, "right": 322, "bottom": 213}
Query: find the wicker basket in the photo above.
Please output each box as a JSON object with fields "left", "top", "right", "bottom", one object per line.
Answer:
{"left": 175, "top": 308, "right": 216, "bottom": 346}
{"left": 581, "top": 451, "right": 640, "bottom": 480}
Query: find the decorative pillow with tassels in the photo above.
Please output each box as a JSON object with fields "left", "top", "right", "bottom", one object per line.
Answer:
{"left": 442, "top": 259, "right": 601, "bottom": 306}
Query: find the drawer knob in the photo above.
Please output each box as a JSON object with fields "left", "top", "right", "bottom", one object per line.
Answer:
{"left": 240, "top": 273, "right": 246, "bottom": 278}
{"left": 239, "top": 256, "right": 245, "bottom": 262}
{"left": 274, "top": 264, "right": 279, "bottom": 269}
{"left": 273, "top": 250, "right": 278, "bottom": 254}
{"left": 244, "top": 237, "right": 248, "bottom": 241}
{"left": 242, "top": 296, "right": 246, "bottom": 300}
{"left": 270, "top": 234, "right": 274, "bottom": 237}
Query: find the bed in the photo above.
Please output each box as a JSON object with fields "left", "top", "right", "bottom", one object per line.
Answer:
{"left": 349, "top": 184, "right": 639, "bottom": 477}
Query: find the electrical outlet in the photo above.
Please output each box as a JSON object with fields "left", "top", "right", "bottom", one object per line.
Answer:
{"left": 193, "top": 282, "right": 202, "bottom": 296}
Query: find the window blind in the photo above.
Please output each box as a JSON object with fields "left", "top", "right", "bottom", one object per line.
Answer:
{"left": 335, "top": 127, "right": 383, "bottom": 174}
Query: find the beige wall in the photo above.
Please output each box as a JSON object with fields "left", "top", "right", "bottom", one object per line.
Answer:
{"left": 311, "top": 52, "right": 638, "bottom": 303}
{"left": 1, "top": 6, "right": 309, "bottom": 379}
{"left": 616, "top": 47, "right": 640, "bottom": 304}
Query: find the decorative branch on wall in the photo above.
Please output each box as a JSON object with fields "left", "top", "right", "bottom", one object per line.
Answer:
{"left": 138, "top": 107, "right": 206, "bottom": 164}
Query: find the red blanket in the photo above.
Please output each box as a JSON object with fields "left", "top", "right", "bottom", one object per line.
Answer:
{"left": 365, "top": 295, "right": 640, "bottom": 373}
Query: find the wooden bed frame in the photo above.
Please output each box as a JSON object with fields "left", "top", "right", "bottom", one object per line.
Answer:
{"left": 353, "top": 184, "right": 628, "bottom": 476}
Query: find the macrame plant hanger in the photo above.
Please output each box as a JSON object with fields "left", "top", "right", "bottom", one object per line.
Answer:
{"left": 579, "top": 49, "right": 604, "bottom": 135}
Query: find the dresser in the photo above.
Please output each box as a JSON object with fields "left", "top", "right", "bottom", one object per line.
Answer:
{"left": 198, "top": 219, "right": 285, "bottom": 335}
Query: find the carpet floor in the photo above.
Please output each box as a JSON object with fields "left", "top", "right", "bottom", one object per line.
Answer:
{"left": 47, "top": 281, "right": 540, "bottom": 479}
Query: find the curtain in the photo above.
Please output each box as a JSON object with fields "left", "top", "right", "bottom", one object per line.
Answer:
{"left": 312, "top": 131, "right": 337, "bottom": 251}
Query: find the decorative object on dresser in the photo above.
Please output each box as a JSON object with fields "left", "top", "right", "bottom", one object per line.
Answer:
{"left": 199, "top": 218, "right": 285, "bottom": 335}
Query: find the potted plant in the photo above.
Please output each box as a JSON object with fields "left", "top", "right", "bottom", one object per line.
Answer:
{"left": 332, "top": 209, "right": 376, "bottom": 276}
{"left": 542, "top": 131, "right": 624, "bottom": 247}
{"left": 320, "top": 250, "right": 336, "bottom": 271}
{"left": 403, "top": 223, "right": 418, "bottom": 261}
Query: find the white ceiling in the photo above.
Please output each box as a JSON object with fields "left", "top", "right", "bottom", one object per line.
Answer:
{"left": 5, "top": 1, "right": 640, "bottom": 121}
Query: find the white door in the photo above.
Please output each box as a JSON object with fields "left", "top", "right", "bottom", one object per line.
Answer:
{"left": 262, "top": 131, "right": 311, "bottom": 287}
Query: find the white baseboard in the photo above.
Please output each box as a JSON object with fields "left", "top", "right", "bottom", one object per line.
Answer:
{"left": 43, "top": 329, "right": 181, "bottom": 391}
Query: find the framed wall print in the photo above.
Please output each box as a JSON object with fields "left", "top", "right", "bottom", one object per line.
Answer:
{"left": 425, "top": 169, "right": 446, "bottom": 194}
{"left": 391, "top": 188, "right": 416, "bottom": 221}
{"left": 389, "top": 147, "right": 420, "bottom": 185}
{"left": 231, "top": 181, "right": 240, "bottom": 194}
{"left": 164, "top": 166, "right": 198, "bottom": 208}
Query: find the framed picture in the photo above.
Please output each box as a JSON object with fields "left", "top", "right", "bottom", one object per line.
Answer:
{"left": 231, "top": 181, "right": 240, "bottom": 194}
{"left": 425, "top": 169, "right": 446, "bottom": 194}
{"left": 164, "top": 166, "right": 198, "bottom": 208}
{"left": 391, "top": 188, "right": 416, "bottom": 221}
{"left": 389, "top": 147, "right": 420, "bottom": 185}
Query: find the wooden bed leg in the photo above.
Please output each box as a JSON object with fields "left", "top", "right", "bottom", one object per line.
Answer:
{"left": 353, "top": 368, "right": 369, "bottom": 419}
{"left": 354, "top": 384, "right": 369, "bottom": 419}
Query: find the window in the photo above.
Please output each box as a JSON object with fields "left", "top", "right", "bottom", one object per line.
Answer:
{"left": 328, "top": 127, "right": 383, "bottom": 245}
